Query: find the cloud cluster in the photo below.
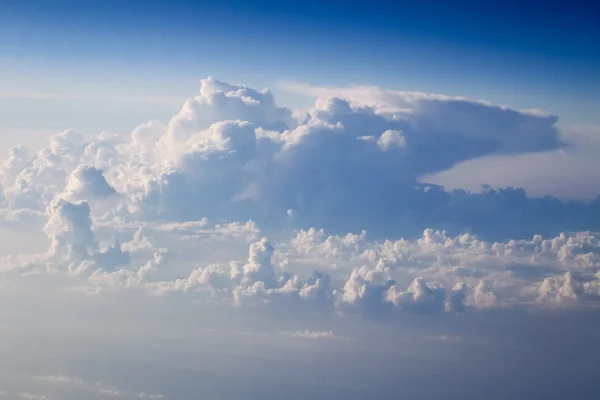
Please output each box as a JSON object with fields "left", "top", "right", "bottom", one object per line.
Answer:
{"left": 1, "top": 77, "right": 600, "bottom": 322}
{"left": 152, "top": 237, "right": 332, "bottom": 314}
{"left": 2, "top": 77, "right": 597, "bottom": 241}
{"left": 76, "top": 227, "right": 600, "bottom": 317}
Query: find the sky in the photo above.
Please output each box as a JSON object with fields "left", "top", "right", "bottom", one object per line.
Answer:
{"left": 1, "top": 1, "right": 600, "bottom": 399}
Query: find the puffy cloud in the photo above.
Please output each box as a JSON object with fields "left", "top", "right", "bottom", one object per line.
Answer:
{"left": 2, "top": 76, "right": 600, "bottom": 324}
{"left": 130, "top": 120, "right": 165, "bottom": 148}
{"left": 0, "top": 145, "right": 30, "bottom": 187}
{"left": 241, "top": 238, "right": 277, "bottom": 286}
{"left": 386, "top": 277, "right": 447, "bottom": 312}
{"left": 337, "top": 268, "right": 477, "bottom": 315}
{"left": 0, "top": 130, "right": 87, "bottom": 215}
{"left": 291, "top": 228, "right": 368, "bottom": 260}
{"left": 377, "top": 129, "right": 405, "bottom": 150}
{"left": 337, "top": 264, "right": 395, "bottom": 314}
{"left": 44, "top": 199, "right": 98, "bottom": 262}
{"left": 536, "top": 272, "right": 584, "bottom": 306}
{"left": 4, "top": 204, "right": 600, "bottom": 320}
{"left": 43, "top": 198, "right": 128, "bottom": 272}
{"left": 286, "top": 227, "right": 600, "bottom": 315}
{"left": 152, "top": 237, "right": 332, "bottom": 313}
{"left": 64, "top": 165, "right": 116, "bottom": 200}
{"left": 0, "top": 197, "right": 135, "bottom": 276}
{"left": 465, "top": 281, "right": 498, "bottom": 310}
{"left": 280, "top": 81, "right": 563, "bottom": 156}
{"left": 66, "top": 222, "right": 600, "bottom": 318}
{"left": 1, "top": 77, "right": 599, "bottom": 242}
{"left": 120, "top": 228, "right": 153, "bottom": 253}
{"left": 169, "top": 76, "right": 293, "bottom": 138}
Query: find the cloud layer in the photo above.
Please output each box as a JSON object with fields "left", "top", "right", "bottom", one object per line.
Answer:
{"left": 1, "top": 76, "right": 600, "bottom": 323}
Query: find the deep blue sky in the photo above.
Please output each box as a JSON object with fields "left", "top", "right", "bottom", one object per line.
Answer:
{"left": 0, "top": 0, "right": 599, "bottom": 139}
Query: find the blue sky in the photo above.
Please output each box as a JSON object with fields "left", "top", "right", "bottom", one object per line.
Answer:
{"left": 1, "top": 0, "right": 599, "bottom": 134}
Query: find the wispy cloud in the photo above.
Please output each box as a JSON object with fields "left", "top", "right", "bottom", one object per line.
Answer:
{"left": 18, "top": 394, "right": 47, "bottom": 400}
{"left": 279, "top": 330, "right": 355, "bottom": 341}
{"left": 37, "top": 375, "right": 165, "bottom": 399}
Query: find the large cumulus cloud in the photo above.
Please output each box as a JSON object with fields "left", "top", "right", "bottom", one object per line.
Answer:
{"left": 2, "top": 76, "right": 600, "bottom": 322}
{"left": 1, "top": 76, "right": 597, "bottom": 241}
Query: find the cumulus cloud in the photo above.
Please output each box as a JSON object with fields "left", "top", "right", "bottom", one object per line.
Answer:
{"left": 0, "top": 145, "right": 30, "bottom": 187}
{"left": 287, "top": 227, "right": 600, "bottom": 315}
{"left": 44, "top": 199, "right": 99, "bottom": 263}
{"left": 68, "top": 226, "right": 597, "bottom": 318}
{"left": 1, "top": 76, "right": 600, "bottom": 323}
{"left": 0, "top": 197, "right": 133, "bottom": 276}
{"left": 152, "top": 237, "right": 332, "bottom": 314}
{"left": 536, "top": 271, "right": 587, "bottom": 306}
{"left": 64, "top": 165, "right": 116, "bottom": 200}
{"left": 2, "top": 76, "right": 596, "bottom": 241}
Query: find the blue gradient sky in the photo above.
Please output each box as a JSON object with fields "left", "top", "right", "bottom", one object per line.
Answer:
{"left": 0, "top": 0, "right": 599, "bottom": 141}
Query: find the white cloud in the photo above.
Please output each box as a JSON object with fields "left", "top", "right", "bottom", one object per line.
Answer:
{"left": 278, "top": 81, "right": 600, "bottom": 203}
{"left": 278, "top": 81, "right": 562, "bottom": 158}
{"left": 377, "top": 129, "right": 405, "bottom": 150}
{"left": 0, "top": 76, "right": 600, "bottom": 326}
{"left": 44, "top": 199, "right": 98, "bottom": 263}
{"left": 72, "top": 225, "right": 593, "bottom": 318}
{"left": 151, "top": 236, "right": 332, "bottom": 312}
{"left": 279, "top": 330, "right": 340, "bottom": 340}
{"left": 64, "top": 165, "right": 116, "bottom": 200}
{"left": 0, "top": 145, "right": 30, "bottom": 187}
{"left": 18, "top": 394, "right": 47, "bottom": 400}
{"left": 120, "top": 228, "right": 153, "bottom": 253}
{"left": 2, "top": 76, "right": 590, "bottom": 243}
{"left": 536, "top": 271, "right": 584, "bottom": 306}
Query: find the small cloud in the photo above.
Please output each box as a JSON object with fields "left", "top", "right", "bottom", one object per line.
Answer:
{"left": 18, "top": 395, "right": 47, "bottom": 400}
{"left": 279, "top": 330, "right": 352, "bottom": 341}
{"left": 37, "top": 375, "right": 165, "bottom": 399}
{"left": 377, "top": 130, "right": 405, "bottom": 150}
